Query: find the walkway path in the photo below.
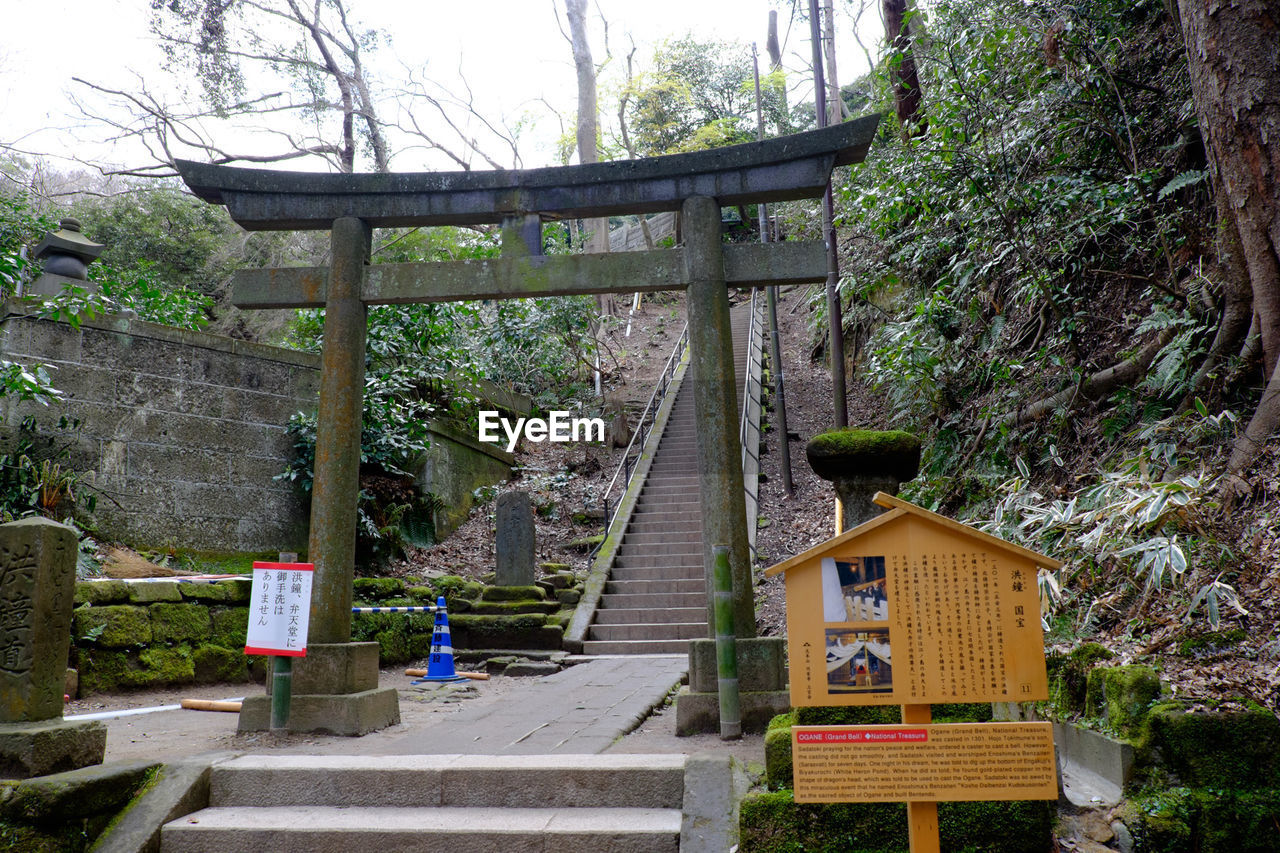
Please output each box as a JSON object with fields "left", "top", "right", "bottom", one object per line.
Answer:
{"left": 385, "top": 656, "right": 689, "bottom": 755}
{"left": 77, "top": 656, "right": 694, "bottom": 763}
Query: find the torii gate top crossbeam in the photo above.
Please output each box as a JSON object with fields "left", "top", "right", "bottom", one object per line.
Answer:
{"left": 175, "top": 116, "right": 879, "bottom": 231}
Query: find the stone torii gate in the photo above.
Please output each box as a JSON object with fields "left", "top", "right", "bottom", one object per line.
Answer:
{"left": 177, "top": 115, "right": 879, "bottom": 733}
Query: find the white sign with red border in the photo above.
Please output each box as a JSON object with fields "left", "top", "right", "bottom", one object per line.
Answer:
{"left": 245, "top": 561, "right": 314, "bottom": 657}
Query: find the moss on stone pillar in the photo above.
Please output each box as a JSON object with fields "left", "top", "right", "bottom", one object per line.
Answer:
{"left": 805, "top": 428, "right": 921, "bottom": 530}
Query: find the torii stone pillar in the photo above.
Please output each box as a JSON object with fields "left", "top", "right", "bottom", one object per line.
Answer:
{"left": 683, "top": 196, "right": 754, "bottom": 636}
{"left": 239, "top": 217, "right": 400, "bottom": 735}
{"left": 310, "top": 216, "right": 369, "bottom": 642}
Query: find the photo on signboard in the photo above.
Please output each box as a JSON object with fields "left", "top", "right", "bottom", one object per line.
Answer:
{"left": 820, "top": 556, "right": 888, "bottom": 622}
{"left": 824, "top": 627, "right": 893, "bottom": 695}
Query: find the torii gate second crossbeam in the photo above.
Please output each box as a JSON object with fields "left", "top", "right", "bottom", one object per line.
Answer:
{"left": 176, "top": 115, "right": 879, "bottom": 734}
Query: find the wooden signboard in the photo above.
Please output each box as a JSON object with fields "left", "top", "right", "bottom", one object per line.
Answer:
{"left": 765, "top": 494, "right": 1059, "bottom": 709}
{"left": 765, "top": 493, "right": 1064, "bottom": 850}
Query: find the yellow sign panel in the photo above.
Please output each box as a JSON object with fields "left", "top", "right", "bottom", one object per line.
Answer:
{"left": 771, "top": 502, "right": 1053, "bottom": 707}
{"left": 792, "top": 722, "right": 1057, "bottom": 803}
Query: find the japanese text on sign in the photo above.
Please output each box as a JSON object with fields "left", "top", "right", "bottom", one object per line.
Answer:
{"left": 245, "top": 561, "right": 314, "bottom": 657}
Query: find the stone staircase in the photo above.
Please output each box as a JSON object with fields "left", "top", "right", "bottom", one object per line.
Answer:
{"left": 582, "top": 303, "right": 755, "bottom": 655}
{"left": 161, "top": 753, "right": 685, "bottom": 852}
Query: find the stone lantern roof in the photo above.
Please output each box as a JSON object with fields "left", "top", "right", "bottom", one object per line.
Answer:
{"left": 32, "top": 218, "right": 105, "bottom": 281}
{"left": 28, "top": 218, "right": 105, "bottom": 299}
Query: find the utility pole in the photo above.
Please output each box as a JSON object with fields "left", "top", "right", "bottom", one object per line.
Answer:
{"left": 808, "top": 0, "right": 848, "bottom": 427}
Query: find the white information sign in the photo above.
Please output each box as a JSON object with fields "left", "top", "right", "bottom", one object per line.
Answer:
{"left": 245, "top": 561, "right": 314, "bottom": 657}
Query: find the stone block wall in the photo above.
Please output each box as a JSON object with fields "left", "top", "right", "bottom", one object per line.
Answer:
{"left": 0, "top": 303, "right": 319, "bottom": 552}
{"left": 71, "top": 579, "right": 262, "bottom": 695}
{"left": 416, "top": 419, "right": 515, "bottom": 538}
{"left": 67, "top": 573, "right": 584, "bottom": 696}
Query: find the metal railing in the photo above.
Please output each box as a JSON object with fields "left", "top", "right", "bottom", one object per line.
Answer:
{"left": 739, "top": 289, "right": 767, "bottom": 557}
{"left": 595, "top": 322, "right": 690, "bottom": 549}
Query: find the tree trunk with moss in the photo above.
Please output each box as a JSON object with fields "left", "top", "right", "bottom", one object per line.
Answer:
{"left": 1177, "top": 0, "right": 1280, "bottom": 481}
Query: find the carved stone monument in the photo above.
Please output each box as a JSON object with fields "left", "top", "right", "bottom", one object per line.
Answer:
{"left": 495, "top": 491, "right": 535, "bottom": 587}
{"left": 0, "top": 517, "right": 106, "bottom": 778}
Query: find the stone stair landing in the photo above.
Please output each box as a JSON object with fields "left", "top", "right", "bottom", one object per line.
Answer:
{"left": 162, "top": 754, "right": 685, "bottom": 853}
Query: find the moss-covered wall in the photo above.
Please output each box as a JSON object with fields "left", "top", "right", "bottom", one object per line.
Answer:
{"left": 739, "top": 790, "right": 1052, "bottom": 853}
{"left": 348, "top": 573, "right": 581, "bottom": 662}
{"left": 0, "top": 760, "right": 157, "bottom": 852}
{"left": 70, "top": 579, "right": 260, "bottom": 695}
{"left": 69, "top": 570, "right": 585, "bottom": 695}
{"left": 1042, "top": 646, "right": 1280, "bottom": 853}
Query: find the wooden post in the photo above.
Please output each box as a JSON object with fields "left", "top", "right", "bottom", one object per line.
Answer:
{"left": 902, "top": 703, "right": 940, "bottom": 853}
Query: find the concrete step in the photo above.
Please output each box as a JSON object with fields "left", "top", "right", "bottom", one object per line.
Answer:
{"left": 611, "top": 550, "right": 702, "bottom": 564}
{"left": 610, "top": 565, "right": 704, "bottom": 582}
{"left": 612, "top": 553, "right": 703, "bottom": 568}
{"left": 635, "top": 497, "right": 701, "bottom": 510}
{"left": 600, "top": 592, "right": 707, "bottom": 609}
{"left": 625, "top": 509, "right": 703, "bottom": 524}
{"left": 616, "top": 537, "right": 703, "bottom": 556}
{"left": 650, "top": 458, "right": 701, "bottom": 471}
{"left": 615, "top": 541, "right": 702, "bottom": 556}
{"left": 205, "top": 754, "right": 686, "bottom": 809}
{"left": 582, "top": 639, "right": 694, "bottom": 655}
{"left": 626, "top": 519, "right": 703, "bottom": 535}
{"left": 587, "top": 622, "right": 706, "bottom": 641}
{"left": 644, "top": 471, "right": 701, "bottom": 483}
{"left": 632, "top": 479, "right": 696, "bottom": 491}
{"left": 162, "top": 806, "right": 681, "bottom": 852}
{"left": 592, "top": 607, "right": 706, "bottom": 625}
{"left": 602, "top": 579, "right": 705, "bottom": 596}
{"left": 636, "top": 494, "right": 699, "bottom": 507}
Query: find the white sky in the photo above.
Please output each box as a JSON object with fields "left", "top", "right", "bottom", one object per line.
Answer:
{"left": 1, "top": 0, "right": 881, "bottom": 174}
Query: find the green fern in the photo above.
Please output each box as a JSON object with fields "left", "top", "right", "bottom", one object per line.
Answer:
{"left": 1157, "top": 169, "right": 1207, "bottom": 200}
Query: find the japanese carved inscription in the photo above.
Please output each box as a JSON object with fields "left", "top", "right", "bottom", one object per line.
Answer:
{"left": 0, "top": 518, "right": 78, "bottom": 723}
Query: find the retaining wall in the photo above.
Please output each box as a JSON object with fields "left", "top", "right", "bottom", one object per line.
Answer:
{"left": 0, "top": 303, "right": 318, "bottom": 553}
{"left": 69, "top": 574, "right": 581, "bottom": 696}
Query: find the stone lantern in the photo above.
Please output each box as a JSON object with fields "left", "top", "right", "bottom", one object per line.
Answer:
{"left": 28, "top": 217, "right": 104, "bottom": 298}
{"left": 805, "top": 429, "right": 922, "bottom": 530}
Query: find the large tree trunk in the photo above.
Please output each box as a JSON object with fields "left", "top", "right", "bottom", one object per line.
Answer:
{"left": 767, "top": 10, "right": 791, "bottom": 135}
{"left": 1183, "top": 188, "right": 1255, "bottom": 404}
{"left": 1178, "top": 0, "right": 1280, "bottom": 478}
{"left": 883, "top": 0, "right": 926, "bottom": 135}
{"left": 564, "top": 0, "right": 612, "bottom": 307}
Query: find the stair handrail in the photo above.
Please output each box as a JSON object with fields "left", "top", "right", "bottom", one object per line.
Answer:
{"left": 597, "top": 321, "right": 690, "bottom": 544}
{"left": 739, "top": 288, "right": 767, "bottom": 557}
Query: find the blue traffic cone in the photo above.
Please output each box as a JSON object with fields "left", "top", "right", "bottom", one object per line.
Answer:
{"left": 412, "top": 596, "right": 467, "bottom": 684}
